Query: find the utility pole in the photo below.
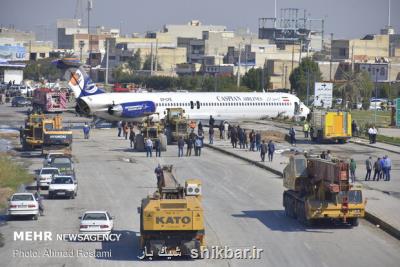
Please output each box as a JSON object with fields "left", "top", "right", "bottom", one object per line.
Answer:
{"left": 299, "top": 39, "right": 303, "bottom": 63}
{"left": 291, "top": 40, "right": 294, "bottom": 94}
{"left": 154, "top": 39, "right": 158, "bottom": 73}
{"left": 87, "top": 0, "right": 92, "bottom": 77}
{"left": 150, "top": 42, "right": 154, "bottom": 76}
{"left": 329, "top": 33, "right": 333, "bottom": 81}
{"left": 105, "top": 39, "right": 109, "bottom": 86}
{"left": 236, "top": 43, "right": 241, "bottom": 88}
{"left": 306, "top": 67, "right": 310, "bottom": 106}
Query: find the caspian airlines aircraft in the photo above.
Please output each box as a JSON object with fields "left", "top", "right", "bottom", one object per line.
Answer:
{"left": 57, "top": 60, "right": 310, "bottom": 122}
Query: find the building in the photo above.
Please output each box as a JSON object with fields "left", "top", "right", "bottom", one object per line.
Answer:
{"left": 0, "top": 61, "right": 25, "bottom": 84}
{"left": 332, "top": 34, "right": 390, "bottom": 61}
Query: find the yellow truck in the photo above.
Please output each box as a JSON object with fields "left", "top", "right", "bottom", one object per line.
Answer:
{"left": 309, "top": 110, "right": 352, "bottom": 143}
{"left": 283, "top": 154, "right": 365, "bottom": 226}
{"left": 22, "top": 114, "right": 72, "bottom": 154}
{"left": 138, "top": 165, "right": 204, "bottom": 259}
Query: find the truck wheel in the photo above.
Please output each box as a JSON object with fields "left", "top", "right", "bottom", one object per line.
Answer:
{"left": 160, "top": 134, "right": 167, "bottom": 152}
{"left": 349, "top": 218, "right": 359, "bottom": 227}
{"left": 135, "top": 134, "right": 145, "bottom": 152}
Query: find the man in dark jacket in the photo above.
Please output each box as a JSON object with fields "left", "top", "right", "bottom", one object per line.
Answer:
{"left": 209, "top": 115, "right": 215, "bottom": 127}
{"left": 209, "top": 127, "right": 214, "bottom": 144}
{"left": 178, "top": 136, "right": 185, "bottom": 157}
{"left": 186, "top": 137, "right": 193, "bottom": 156}
{"left": 267, "top": 140, "right": 275, "bottom": 162}
{"left": 373, "top": 157, "right": 382, "bottom": 181}
{"left": 260, "top": 140, "right": 267, "bottom": 162}
{"left": 289, "top": 127, "right": 296, "bottom": 146}
{"left": 154, "top": 138, "right": 161, "bottom": 157}
{"left": 154, "top": 164, "right": 164, "bottom": 189}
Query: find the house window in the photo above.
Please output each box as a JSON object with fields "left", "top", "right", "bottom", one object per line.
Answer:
{"left": 339, "top": 48, "right": 346, "bottom": 57}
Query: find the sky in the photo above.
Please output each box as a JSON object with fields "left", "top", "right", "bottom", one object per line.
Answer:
{"left": 0, "top": 0, "right": 399, "bottom": 41}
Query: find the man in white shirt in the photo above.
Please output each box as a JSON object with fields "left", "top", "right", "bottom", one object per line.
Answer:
{"left": 368, "top": 127, "right": 373, "bottom": 144}
{"left": 146, "top": 138, "right": 153, "bottom": 157}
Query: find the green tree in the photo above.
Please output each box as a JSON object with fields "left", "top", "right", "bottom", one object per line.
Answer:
{"left": 127, "top": 49, "right": 141, "bottom": 71}
{"left": 24, "top": 58, "right": 63, "bottom": 81}
{"left": 142, "top": 55, "right": 162, "bottom": 71}
{"left": 289, "top": 57, "right": 322, "bottom": 99}
{"left": 242, "top": 68, "right": 270, "bottom": 91}
{"left": 336, "top": 70, "right": 374, "bottom": 109}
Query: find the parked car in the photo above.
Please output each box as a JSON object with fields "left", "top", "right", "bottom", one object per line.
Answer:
{"left": 37, "top": 167, "right": 60, "bottom": 188}
{"left": 48, "top": 175, "right": 78, "bottom": 199}
{"left": 79, "top": 211, "right": 114, "bottom": 236}
{"left": 11, "top": 96, "right": 31, "bottom": 107}
{"left": 8, "top": 192, "right": 39, "bottom": 220}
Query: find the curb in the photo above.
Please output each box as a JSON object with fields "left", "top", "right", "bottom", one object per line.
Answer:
{"left": 205, "top": 143, "right": 400, "bottom": 241}
{"left": 364, "top": 212, "right": 400, "bottom": 240}
{"left": 349, "top": 140, "right": 400, "bottom": 155}
{"left": 204, "top": 144, "right": 283, "bottom": 177}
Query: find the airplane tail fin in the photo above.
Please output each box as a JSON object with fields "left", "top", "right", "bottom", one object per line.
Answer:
{"left": 53, "top": 59, "right": 104, "bottom": 98}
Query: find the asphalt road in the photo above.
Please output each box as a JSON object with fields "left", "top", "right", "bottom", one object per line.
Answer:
{"left": 238, "top": 121, "right": 400, "bottom": 199}
{"left": 0, "top": 105, "right": 400, "bottom": 267}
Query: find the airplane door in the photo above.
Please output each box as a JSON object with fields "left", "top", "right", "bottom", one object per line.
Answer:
{"left": 196, "top": 101, "right": 200, "bottom": 109}
{"left": 190, "top": 101, "right": 194, "bottom": 109}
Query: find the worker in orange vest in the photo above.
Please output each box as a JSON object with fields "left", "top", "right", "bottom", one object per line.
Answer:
{"left": 189, "top": 120, "right": 196, "bottom": 130}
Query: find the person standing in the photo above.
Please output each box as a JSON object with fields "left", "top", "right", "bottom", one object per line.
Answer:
{"left": 244, "top": 129, "right": 248, "bottom": 149}
{"left": 349, "top": 158, "right": 357, "bottom": 183}
{"left": 383, "top": 155, "right": 391, "bottom": 181}
{"left": 154, "top": 138, "right": 161, "bottom": 157}
{"left": 154, "top": 164, "right": 164, "bottom": 189}
{"left": 117, "top": 120, "right": 122, "bottom": 137}
{"left": 351, "top": 120, "right": 358, "bottom": 137}
{"left": 365, "top": 156, "right": 373, "bottom": 181}
{"left": 195, "top": 137, "right": 202, "bottom": 156}
{"left": 224, "top": 122, "right": 229, "bottom": 140}
{"left": 145, "top": 138, "right": 153, "bottom": 157}
{"left": 260, "top": 140, "right": 267, "bottom": 162}
{"left": 209, "top": 115, "right": 215, "bottom": 128}
{"left": 83, "top": 123, "right": 90, "bottom": 139}
{"left": 186, "top": 137, "right": 193, "bottom": 156}
{"left": 238, "top": 126, "right": 244, "bottom": 149}
{"left": 19, "top": 126, "right": 24, "bottom": 144}
{"left": 372, "top": 126, "right": 378, "bottom": 144}
{"left": 198, "top": 121, "right": 203, "bottom": 135}
{"left": 379, "top": 157, "right": 386, "bottom": 180}
{"left": 255, "top": 131, "right": 261, "bottom": 151}
{"left": 303, "top": 122, "right": 310, "bottom": 139}
{"left": 178, "top": 136, "right": 185, "bottom": 157}
{"left": 209, "top": 127, "right": 214, "bottom": 144}
{"left": 267, "top": 140, "right": 275, "bottom": 162}
{"left": 249, "top": 130, "right": 255, "bottom": 151}
{"left": 123, "top": 123, "right": 129, "bottom": 140}
{"left": 368, "top": 126, "right": 373, "bottom": 144}
{"left": 219, "top": 121, "right": 224, "bottom": 139}
{"left": 289, "top": 127, "right": 296, "bottom": 146}
{"left": 129, "top": 129, "right": 136, "bottom": 148}
{"left": 373, "top": 157, "right": 382, "bottom": 181}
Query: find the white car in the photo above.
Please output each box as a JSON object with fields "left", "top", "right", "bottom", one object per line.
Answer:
{"left": 79, "top": 211, "right": 114, "bottom": 235}
{"left": 48, "top": 176, "right": 77, "bottom": 199}
{"left": 8, "top": 193, "right": 39, "bottom": 220}
{"left": 37, "top": 167, "right": 60, "bottom": 188}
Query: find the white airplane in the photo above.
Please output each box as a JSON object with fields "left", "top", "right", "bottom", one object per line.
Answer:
{"left": 58, "top": 61, "right": 310, "bottom": 122}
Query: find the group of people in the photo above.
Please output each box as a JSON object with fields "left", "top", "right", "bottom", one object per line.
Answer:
{"left": 229, "top": 125, "right": 264, "bottom": 151}
{"left": 365, "top": 155, "right": 392, "bottom": 182}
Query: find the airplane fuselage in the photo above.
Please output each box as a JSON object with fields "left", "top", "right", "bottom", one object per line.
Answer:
{"left": 78, "top": 92, "right": 309, "bottom": 122}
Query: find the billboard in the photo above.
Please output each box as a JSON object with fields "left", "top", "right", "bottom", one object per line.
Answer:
{"left": 314, "top": 82, "right": 333, "bottom": 108}
{"left": 359, "top": 63, "right": 388, "bottom": 82}
{"left": 0, "top": 45, "right": 26, "bottom": 61}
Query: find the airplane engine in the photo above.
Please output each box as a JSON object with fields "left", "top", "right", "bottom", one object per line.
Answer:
{"left": 107, "top": 101, "right": 156, "bottom": 119}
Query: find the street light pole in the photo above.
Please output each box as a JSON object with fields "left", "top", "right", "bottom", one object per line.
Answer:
{"left": 374, "top": 68, "right": 379, "bottom": 125}
{"left": 79, "top": 40, "right": 85, "bottom": 62}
